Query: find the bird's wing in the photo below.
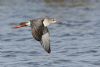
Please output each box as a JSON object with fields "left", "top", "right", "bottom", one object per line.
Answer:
{"left": 31, "top": 27, "right": 43, "bottom": 41}
{"left": 30, "top": 19, "right": 51, "bottom": 53}
{"left": 40, "top": 27, "right": 51, "bottom": 53}
{"left": 31, "top": 21, "right": 44, "bottom": 41}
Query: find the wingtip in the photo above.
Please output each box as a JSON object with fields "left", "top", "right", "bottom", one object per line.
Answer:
{"left": 47, "top": 49, "right": 51, "bottom": 53}
{"left": 43, "top": 46, "right": 51, "bottom": 53}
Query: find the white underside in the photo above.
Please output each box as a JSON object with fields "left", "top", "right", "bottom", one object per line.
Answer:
{"left": 43, "top": 19, "right": 50, "bottom": 27}
{"left": 26, "top": 21, "right": 31, "bottom": 26}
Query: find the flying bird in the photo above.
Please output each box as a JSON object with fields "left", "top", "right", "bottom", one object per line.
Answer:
{"left": 15, "top": 17, "right": 57, "bottom": 53}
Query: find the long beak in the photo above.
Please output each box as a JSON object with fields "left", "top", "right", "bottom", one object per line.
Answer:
{"left": 56, "top": 21, "right": 62, "bottom": 24}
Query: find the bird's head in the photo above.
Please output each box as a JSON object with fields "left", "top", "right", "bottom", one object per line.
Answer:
{"left": 15, "top": 21, "right": 31, "bottom": 28}
{"left": 43, "top": 17, "right": 57, "bottom": 26}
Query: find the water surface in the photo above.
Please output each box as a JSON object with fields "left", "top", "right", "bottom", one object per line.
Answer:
{"left": 0, "top": 0, "right": 100, "bottom": 67}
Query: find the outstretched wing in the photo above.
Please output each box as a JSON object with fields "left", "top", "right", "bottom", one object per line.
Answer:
{"left": 31, "top": 26, "right": 43, "bottom": 41}
{"left": 31, "top": 19, "right": 44, "bottom": 41}
{"left": 40, "top": 27, "right": 51, "bottom": 53}
{"left": 30, "top": 19, "right": 51, "bottom": 53}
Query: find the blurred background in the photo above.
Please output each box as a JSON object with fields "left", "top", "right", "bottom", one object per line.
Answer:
{"left": 0, "top": 0, "right": 100, "bottom": 67}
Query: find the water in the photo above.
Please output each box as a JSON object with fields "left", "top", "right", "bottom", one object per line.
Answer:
{"left": 0, "top": 0, "right": 100, "bottom": 67}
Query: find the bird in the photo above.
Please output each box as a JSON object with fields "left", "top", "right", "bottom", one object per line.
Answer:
{"left": 15, "top": 17, "right": 57, "bottom": 53}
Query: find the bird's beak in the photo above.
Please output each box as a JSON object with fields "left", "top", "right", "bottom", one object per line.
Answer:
{"left": 15, "top": 22, "right": 28, "bottom": 28}
{"left": 57, "top": 21, "right": 62, "bottom": 24}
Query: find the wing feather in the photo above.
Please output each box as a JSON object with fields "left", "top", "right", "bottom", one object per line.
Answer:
{"left": 31, "top": 19, "right": 44, "bottom": 41}
{"left": 30, "top": 19, "right": 51, "bottom": 53}
{"left": 32, "top": 26, "right": 43, "bottom": 41}
{"left": 41, "top": 27, "right": 51, "bottom": 53}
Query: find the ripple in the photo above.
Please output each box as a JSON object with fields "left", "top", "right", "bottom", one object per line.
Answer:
{"left": 0, "top": 50, "right": 40, "bottom": 56}
{"left": 0, "top": 34, "right": 3, "bottom": 36}
{"left": 54, "top": 40, "right": 62, "bottom": 43}
{"left": 92, "top": 62, "right": 100, "bottom": 65}
{"left": 57, "top": 22, "right": 72, "bottom": 27}
{"left": 58, "top": 20, "right": 90, "bottom": 27}
{"left": 81, "top": 60, "right": 100, "bottom": 66}
{"left": 60, "top": 33, "right": 85, "bottom": 37}
{"left": 7, "top": 33, "right": 19, "bottom": 36}
{"left": 53, "top": 59, "right": 72, "bottom": 64}
{"left": 8, "top": 23, "right": 18, "bottom": 26}
{"left": 16, "top": 37, "right": 32, "bottom": 41}
{"left": 61, "top": 33, "right": 72, "bottom": 37}
{"left": 0, "top": 0, "right": 100, "bottom": 67}
{"left": 0, "top": 34, "right": 3, "bottom": 40}
{"left": 2, "top": 54, "right": 16, "bottom": 58}
{"left": 2, "top": 39, "right": 12, "bottom": 41}
{"left": 58, "top": 50, "right": 68, "bottom": 53}
{"left": 68, "top": 50, "right": 97, "bottom": 56}
{"left": 26, "top": 62, "right": 39, "bottom": 65}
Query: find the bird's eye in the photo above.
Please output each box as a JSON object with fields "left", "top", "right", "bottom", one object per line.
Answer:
{"left": 52, "top": 18, "right": 55, "bottom": 21}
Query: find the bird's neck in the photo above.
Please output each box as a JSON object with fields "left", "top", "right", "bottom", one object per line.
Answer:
{"left": 43, "top": 19, "right": 50, "bottom": 27}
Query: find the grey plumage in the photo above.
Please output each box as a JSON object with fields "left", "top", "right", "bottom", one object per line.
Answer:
{"left": 16, "top": 17, "right": 57, "bottom": 53}
{"left": 30, "top": 18, "right": 51, "bottom": 53}
{"left": 41, "top": 27, "right": 51, "bottom": 53}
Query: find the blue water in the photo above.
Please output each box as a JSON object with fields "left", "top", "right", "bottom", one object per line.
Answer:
{"left": 0, "top": 0, "right": 100, "bottom": 67}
